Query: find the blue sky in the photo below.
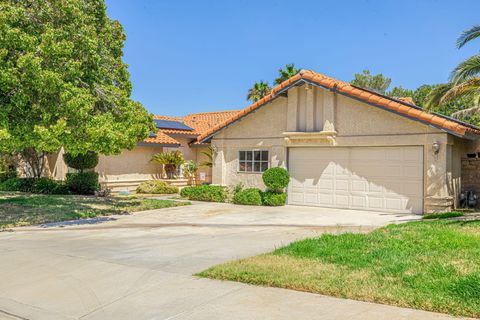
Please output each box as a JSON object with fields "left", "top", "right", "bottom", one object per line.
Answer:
{"left": 105, "top": 0, "right": 480, "bottom": 116}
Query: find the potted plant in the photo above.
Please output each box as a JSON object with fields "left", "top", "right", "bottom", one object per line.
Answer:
{"left": 151, "top": 151, "right": 184, "bottom": 179}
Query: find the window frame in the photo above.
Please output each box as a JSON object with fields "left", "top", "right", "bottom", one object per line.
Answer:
{"left": 237, "top": 150, "right": 269, "bottom": 173}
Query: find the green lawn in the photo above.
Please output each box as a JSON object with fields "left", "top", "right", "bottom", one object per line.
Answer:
{"left": 0, "top": 192, "right": 189, "bottom": 229}
{"left": 198, "top": 220, "right": 480, "bottom": 318}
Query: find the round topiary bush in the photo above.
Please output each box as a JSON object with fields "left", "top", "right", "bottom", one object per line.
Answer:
{"left": 63, "top": 151, "right": 99, "bottom": 173}
{"left": 262, "top": 167, "right": 290, "bottom": 191}
{"left": 262, "top": 191, "right": 287, "bottom": 206}
{"left": 233, "top": 188, "right": 263, "bottom": 206}
{"left": 66, "top": 172, "right": 99, "bottom": 195}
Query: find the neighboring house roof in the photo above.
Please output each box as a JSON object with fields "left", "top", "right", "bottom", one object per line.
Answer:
{"left": 145, "top": 110, "right": 241, "bottom": 146}
{"left": 197, "top": 69, "right": 480, "bottom": 142}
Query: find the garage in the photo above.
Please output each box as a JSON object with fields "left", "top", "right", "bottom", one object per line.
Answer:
{"left": 288, "top": 146, "right": 424, "bottom": 214}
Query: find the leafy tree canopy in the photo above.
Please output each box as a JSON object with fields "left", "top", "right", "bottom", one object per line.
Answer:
{"left": 351, "top": 70, "right": 392, "bottom": 94}
{"left": 0, "top": 0, "right": 154, "bottom": 157}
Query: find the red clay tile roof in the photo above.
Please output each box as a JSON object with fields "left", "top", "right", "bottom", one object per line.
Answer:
{"left": 197, "top": 70, "right": 480, "bottom": 142}
{"left": 145, "top": 110, "right": 241, "bottom": 145}
{"left": 143, "top": 131, "right": 180, "bottom": 146}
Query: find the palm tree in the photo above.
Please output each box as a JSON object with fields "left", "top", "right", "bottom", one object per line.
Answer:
{"left": 151, "top": 150, "right": 184, "bottom": 179}
{"left": 426, "top": 25, "right": 480, "bottom": 119}
{"left": 199, "top": 146, "right": 214, "bottom": 168}
{"left": 274, "top": 63, "right": 301, "bottom": 85}
{"left": 246, "top": 81, "right": 271, "bottom": 102}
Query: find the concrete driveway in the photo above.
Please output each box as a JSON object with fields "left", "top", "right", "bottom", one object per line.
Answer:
{"left": 0, "top": 202, "right": 457, "bottom": 319}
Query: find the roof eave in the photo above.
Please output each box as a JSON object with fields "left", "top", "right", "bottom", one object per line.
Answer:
{"left": 137, "top": 142, "right": 181, "bottom": 147}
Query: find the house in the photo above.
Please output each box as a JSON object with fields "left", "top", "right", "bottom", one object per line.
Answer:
{"left": 196, "top": 70, "right": 480, "bottom": 214}
{"left": 49, "top": 69, "right": 480, "bottom": 214}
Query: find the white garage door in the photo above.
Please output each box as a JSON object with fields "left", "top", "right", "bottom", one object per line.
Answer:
{"left": 288, "top": 146, "right": 423, "bottom": 214}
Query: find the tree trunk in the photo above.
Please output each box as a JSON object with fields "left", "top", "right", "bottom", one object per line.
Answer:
{"left": 164, "top": 164, "right": 176, "bottom": 179}
{"left": 21, "top": 148, "right": 46, "bottom": 178}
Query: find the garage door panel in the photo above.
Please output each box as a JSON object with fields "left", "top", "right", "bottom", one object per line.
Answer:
{"left": 351, "top": 180, "right": 368, "bottom": 192}
{"left": 318, "top": 193, "right": 334, "bottom": 205}
{"left": 368, "top": 196, "right": 384, "bottom": 209}
{"left": 404, "top": 148, "right": 423, "bottom": 161}
{"left": 288, "top": 146, "right": 423, "bottom": 214}
{"left": 319, "top": 179, "right": 334, "bottom": 190}
{"left": 335, "top": 194, "right": 350, "bottom": 207}
{"left": 351, "top": 195, "right": 367, "bottom": 208}
{"left": 335, "top": 179, "right": 349, "bottom": 192}
{"left": 368, "top": 182, "right": 383, "bottom": 193}
{"left": 404, "top": 165, "right": 423, "bottom": 177}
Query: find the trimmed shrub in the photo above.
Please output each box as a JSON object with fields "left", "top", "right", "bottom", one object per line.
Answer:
{"left": 0, "top": 170, "right": 17, "bottom": 182}
{"left": 32, "top": 178, "right": 70, "bottom": 195}
{"left": 233, "top": 188, "right": 263, "bottom": 206}
{"left": 63, "top": 151, "right": 99, "bottom": 172}
{"left": 66, "top": 172, "right": 99, "bottom": 195}
{"left": 0, "top": 178, "right": 36, "bottom": 192}
{"left": 136, "top": 180, "right": 178, "bottom": 194}
{"left": 180, "top": 185, "right": 226, "bottom": 202}
{"left": 262, "top": 167, "right": 290, "bottom": 191}
{"left": 180, "top": 186, "right": 194, "bottom": 198}
{"left": 262, "top": 191, "right": 287, "bottom": 206}
{"left": 0, "top": 177, "right": 70, "bottom": 194}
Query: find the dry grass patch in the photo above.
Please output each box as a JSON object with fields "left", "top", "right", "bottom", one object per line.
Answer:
{"left": 0, "top": 192, "right": 190, "bottom": 228}
{"left": 198, "top": 221, "right": 480, "bottom": 318}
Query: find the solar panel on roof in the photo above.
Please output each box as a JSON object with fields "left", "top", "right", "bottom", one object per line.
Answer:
{"left": 148, "top": 133, "right": 157, "bottom": 137}
{"left": 154, "top": 119, "right": 194, "bottom": 131}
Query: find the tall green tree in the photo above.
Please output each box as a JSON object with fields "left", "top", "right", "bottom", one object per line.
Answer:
{"left": 246, "top": 81, "right": 272, "bottom": 102}
{"left": 0, "top": 0, "right": 153, "bottom": 177}
{"left": 388, "top": 86, "right": 414, "bottom": 99}
{"left": 351, "top": 70, "right": 392, "bottom": 94}
{"left": 274, "top": 63, "right": 301, "bottom": 85}
{"left": 425, "top": 24, "right": 480, "bottom": 123}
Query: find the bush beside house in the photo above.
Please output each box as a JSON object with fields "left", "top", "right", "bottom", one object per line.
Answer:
{"left": 65, "top": 172, "right": 99, "bottom": 195}
{"left": 180, "top": 185, "right": 226, "bottom": 202}
{"left": 0, "top": 177, "right": 69, "bottom": 194}
{"left": 136, "top": 180, "right": 179, "bottom": 194}
{"left": 233, "top": 188, "right": 263, "bottom": 205}
{"left": 261, "top": 167, "right": 290, "bottom": 206}
{"left": 63, "top": 152, "right": 100, "bottom": 195}
{"left": 262, "top": 191, "right": 287, "bottom": 206}
{"left": 182, "top": 167, "right": 290, "bottom": 206}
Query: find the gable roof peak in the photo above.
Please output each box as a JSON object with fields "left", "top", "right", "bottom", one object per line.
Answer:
{"left": 197, "top": 70, "right": 480, "bottom": 142}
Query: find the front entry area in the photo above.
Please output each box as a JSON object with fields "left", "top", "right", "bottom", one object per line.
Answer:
{"left": 288, "top": 146, "right": 424, "bottom": 214}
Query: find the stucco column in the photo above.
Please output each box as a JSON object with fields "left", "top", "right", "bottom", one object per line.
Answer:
{"left": 305, "top": 85, "right": 315, "bottom": 132}
{"left": 424, "top": 133, "right": 454, "bottom": 212}
{"left": 286, "top": 87, "right": 298, "bottom": 132}
{"left": 323, "top": 90, "right": 336, "bottom": 132}
{"left": 212, "top": 140, "right": 226, "bottom": 186}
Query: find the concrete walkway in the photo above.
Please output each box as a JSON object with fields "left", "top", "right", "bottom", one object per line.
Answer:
{"left": 0, "top": 202, "right": 461, "bottom": 319}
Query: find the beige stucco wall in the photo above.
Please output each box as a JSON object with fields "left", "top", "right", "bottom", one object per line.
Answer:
{"left": 212, "top": 98, "right": 288, "bottom": 188}
{"left": 211, "top": 84, "right": 473, "bottom": 213}
{"left": 46, "top": 148, "right": 68, "bottom": 181}
{"left": 47, "top": 138, "right": 213, "bottom": 190}
{"left": 96, "top": 146, "right": 164, "bottom": 184}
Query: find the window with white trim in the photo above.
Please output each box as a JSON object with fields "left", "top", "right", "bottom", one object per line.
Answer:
{"left": 238, "top": 150, "right": 269, "bottom": 173}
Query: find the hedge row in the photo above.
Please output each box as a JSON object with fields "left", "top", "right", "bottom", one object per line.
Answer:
{"left": 180, "top": 185, "right": 226, "bottom": 202}
{"left": 0, "top": 172, "right": 99, "bottom": 195}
